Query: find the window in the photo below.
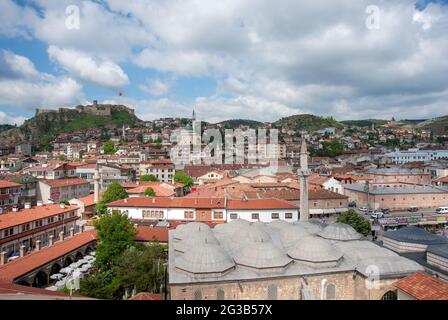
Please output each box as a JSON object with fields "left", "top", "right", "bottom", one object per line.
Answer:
{"left": 142, "top": 210, "right": 164, "bottom": 219}
{"left": 325, "top": 283, "right": 336, "bottom": 300}
{"left": 267, "top": 285, "right": 277, "bottom": 300}
{"left": 184, "top": 211, "right": 194, "bottom": 219}
{"left": 381, "top": 290, "right": 397, "bottom": 300}
{"left": 285, "top": 213, "right": 293, "bottom": 219}
{"left": 230, "top": 213, "right": 238, "bottom": 220}
{"left": 217, "top": 289, "right": 225, "bottom": 300}
{"left": 193, "top": 290, "right": 202, "bottom": 300}
{"left": 252, "top": 213, "right": 259, "bottom": 220}
{"left": 271, "top": 213, "right": 279, "bottom": 219}
{"left": 213, "top": 211, "right": 223, "bottom": 220}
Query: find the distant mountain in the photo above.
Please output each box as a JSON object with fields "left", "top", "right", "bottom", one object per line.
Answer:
{"left": 273, "top": 114, "right": 343, "bottom": 131}
{"left": 217, "top": 119, "right": 265, "bottom": 129}
{"left": 0, "top": 104, "right": 142, "bottom": 147}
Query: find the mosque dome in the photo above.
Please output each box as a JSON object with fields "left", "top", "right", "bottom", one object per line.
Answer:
{"left": 268, "top": 219, "right": 292, "bottom": 231}
{"left": 318, "top": 223, "right": 362, "bottom": 241}
{"left": 214, "top": 218, "right": 250, "bottom": 235}
{"left": 296, "top": 221, "right": 325, "bottom": 234}
{"left": 233, "top": 240, "right": 292, "bottom": 269}
{"left": 234, "top": 225, "right": 271, "bottom": 243}
{"left": 174, "top": 222, "right": 210, "bottom": 240}
{"left": 176, "top": 243, "right": 235, "bottom": 274}
{"left": 287, "top": 236, "right": 343, "bottom": 265}
{"left": 174, "top": 230, "right": 219, "bottom": 253}
{"left": 278, "top": 225, "right": 311, "bottom": 248}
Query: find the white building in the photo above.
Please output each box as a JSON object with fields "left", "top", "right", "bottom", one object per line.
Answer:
{"left": 385, "top": 149, "right": 448, "bottom": 164}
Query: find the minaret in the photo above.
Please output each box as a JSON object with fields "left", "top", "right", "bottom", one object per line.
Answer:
{"left": 298, "top": 138, "right": 310, "bottom": 221}
{"left": 93, "top": 164, "right": 100, "bottom": 203}
{"left": 122, "top": 124, "right": 126, "bottom": 139}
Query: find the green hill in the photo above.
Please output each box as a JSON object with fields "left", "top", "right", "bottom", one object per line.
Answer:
{"left": 273, "top": 114, "right": 343, "bottom": 131}
{"left": 341, "top": 119, "right": 389, "bottom": 128}
{"left": 217, "top": 119, "right": 264, "bottom": 129}
{"left": 418, "top": 115, "right": 448, "bottom": 133}
{"left": 0, "top": 107, "right": 142, "bottom": 147}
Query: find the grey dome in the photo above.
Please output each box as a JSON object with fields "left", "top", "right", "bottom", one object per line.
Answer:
{"left": 233, "top": 240, "right": 292, "bottom": 269}
{"left": 318, "top": 223, "right": 362, "bottom": 241}
{"left": 214, "top": 218, "right": 250, "bottom": 235}
{"left": 296, "top": 221, "right": 325, "bottom": 234}
{"left": 176, "top": 243, "right": 235, "bottom": 274}
{"left": 174, "top": 222, "right": 210, "bottom": 240}
{"left": 234, "top": 225, "right": 271, "bottom": 243}
{"left": 287, "top": 236, "right": 343, "bottom": 263}
{"left": 278, "top": 225, "right": 311, "bottom": 248}
{"left": 268, "top": 219, "right": 291, "bottom": 230}
{"left": 174, "top": 230, "right": 219, "bottom": 253}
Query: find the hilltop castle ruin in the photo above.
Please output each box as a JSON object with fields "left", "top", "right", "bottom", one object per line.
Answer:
{"left": 35, "top": 100, "right": 135, "bottom": 117}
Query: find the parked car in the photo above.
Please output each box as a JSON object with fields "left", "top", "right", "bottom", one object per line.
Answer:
{"left": 348, "top": 201, "right": 357, "bottom": 208}
{"left": 408, "top": 206, "right": 419, "bottom": 212}
{"left": 359, "top": 207, "right": 368, "bottom": 212}
{"left": 436, "top": 207, "right": 448, "bottom": 214}
{"left": 381, "top": 208, "right": 390, "bottom": 214}
{"left": 370, "top": 211, "right": 385, "bottom": 219}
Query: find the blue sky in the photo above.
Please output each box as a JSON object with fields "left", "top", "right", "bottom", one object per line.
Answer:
{"left": 0, "top": 0, "right": 447, "bottom": 124}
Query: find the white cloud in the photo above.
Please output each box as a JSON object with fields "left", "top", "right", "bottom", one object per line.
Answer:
{"left": 0, "top": 111, "right": 26, "bottom": 125}
{"left": 0, "top": 51, "right": 83, "bottom": 110}
{"left": 139, "top": 79, "right": 171, "bottom": 96}
{"left": 48, "top": 46, "right": 129, "bottom": 88}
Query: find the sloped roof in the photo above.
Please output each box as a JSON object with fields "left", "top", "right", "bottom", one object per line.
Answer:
{"left": 383, "top": 226, "right": 448, "bottom": 245}
{"left": 395, "top": 272, "right": 448, "bottom": 300}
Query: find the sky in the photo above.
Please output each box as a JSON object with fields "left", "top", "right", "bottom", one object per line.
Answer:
{"left": 0, "top": 0, "right": 447, "bottom": 125}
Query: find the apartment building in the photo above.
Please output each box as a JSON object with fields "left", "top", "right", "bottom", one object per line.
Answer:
{"left": 0, "top": 181, "right": 22, "bottom": 214}
{"left": 139, "top": 160, "right": 175, "bottom": 183}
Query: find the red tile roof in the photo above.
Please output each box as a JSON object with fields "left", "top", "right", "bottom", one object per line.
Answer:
{"left": 0, "top": 180, "right": 21, "bottom": 189}
{"left": 134, "top": 226, "right": 168, "bottom": 242}
{"left": 0, "top": 204, "right": 79, "bottom": 230}
{"left": 0, "top": 230, "right": 96, "bottom": 284}
{"left": 395, "top": 272, "right": 448, "bottom": 300}
{"left": 41, "top": 178, "right": 89, "bottom": 188}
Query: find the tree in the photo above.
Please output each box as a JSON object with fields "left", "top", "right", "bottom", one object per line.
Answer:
{"left": 116, "top": 244, "right": 166, "bottom": 294}
{"left": 174, "top": 171, "right": 193, "bottom": 188}
{"left": 144, "top": 187, "right": 156, "bottom": 197}
{"left": 95, "top": 182, "right": 128, "bottom": 214}
{"left": 58, "top": 155, "right": 65, "bottom": 161}
{"left": 140, "top": 174, "right": 159, "bottom": 182}
{"left": 93, "top": 210, "right": 137, "bottom": 271}
{"left": 136, "top": 134, "right": 144, "bottom": 143}
{"left": 336, "top": 209, "right": 371, "bottom": 237}
{"left": 103, "top": 140, "right": 116, "bottom": 155}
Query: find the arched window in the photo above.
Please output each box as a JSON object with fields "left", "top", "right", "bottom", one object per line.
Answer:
{"left": 193, "top": 290, "right": 202, "bottom": 300}
{"left": 217, "top": 289, "right": 225, "bottom": 300}
{"left": 381, "top": 290, "right": 397, "bottom": 300}
{"left": 267, "top": 285, "right": 278, "bottom": 300}
{"left": 325, "top": 283, "right": 336, "bottom": 300}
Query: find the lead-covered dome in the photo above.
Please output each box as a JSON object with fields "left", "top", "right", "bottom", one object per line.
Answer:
{"left": 268, "top": 219, "right": 291, "bottom": 230}
{"left": 278, "top": 225, "right": 311, "bottom": 249}
{"left": 287, "top": 236, "right": 343, "bottom": 266}
{"left": 317, "top": 223, "right": 362, "bottom": 241}
{"left": 174, "top": 222, "right": 210, "bottom": 240}
{"left": 214, "top": 218, "right": 250, "bottom": 235}
{"left": 174, "top": 230, "right": 219, "bottom": 253}
{"left": 233, "top": 240, "right": 292, "bottom": 270}
{"left": 296, "top": 221, "right": 325, "bottom": 234}
{"left": 234, "top": 225, "right": 271, "bottom": 243}
{"left": 175, "top": 243, "right": 235, "bottom": 275}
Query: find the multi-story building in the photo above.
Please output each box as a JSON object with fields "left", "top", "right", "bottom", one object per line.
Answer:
{"left": 0, "top": 181, "right": 22, "bottom": 214}
{"left": 23, "top": 163, "right": 77, "bottom": 180}
{"left": 0, "top": 203, "right": 79, "bottom": 258}
{"left": 139, "top": 160, "right": 175, "bottom": 183}
{"left": 385, "top": 149, "right": 448, "bottom": 164}
{"left": 37, "top": 178, "right": 90, "bottom": 204}
{"left": 107, "top": 197, "right": 299, "bottom": 223}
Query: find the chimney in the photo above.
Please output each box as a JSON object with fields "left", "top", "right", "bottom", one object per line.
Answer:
{"left": 12, "top": 207, "right": 19, "bottom": 212}
{"left": 133, "top": 224, "right": 138, "bottom": 229}
{"left": 80, "top": 225, "right": 85, "bottom": 233}
{"left": 0, "top": 252, "right": 6, "bottom": 265}
{"left": 48, "top": 199, "right": 55, "bottom": 205}
{"left": 59, "top": 231, "right": 64, "bottom": 242}
{"left": 60, "top": 203, "right": 66, "bottom": 209}
{"left": 35, "top": 240, "right": 41, "bottom": 251}
{"left": 152, "top": 198, "right": 156, "bottom": 203}
{"left": 69, "top": 227, "right": 74, "bottom": 237}
{"left": 24, "top": 202, "right": 31, "bottom": 209}
{"left": 20, "top": 245, "right": 26, "bottom": 258}
{"left": 49, "top": 235, "right": 54, "bottom": 246}
{"left": 37, "top": 201, "right": 43, "bottom": 207}
{"left": 124, "top": 198, "right": 128, "bottom": 203}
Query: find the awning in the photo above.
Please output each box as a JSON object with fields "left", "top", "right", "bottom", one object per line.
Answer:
{"left": 309, "top": 209, "right": 324, "bottom": 215}
{"left": 322, "top": 209, "right": 336, "bottom": 214}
